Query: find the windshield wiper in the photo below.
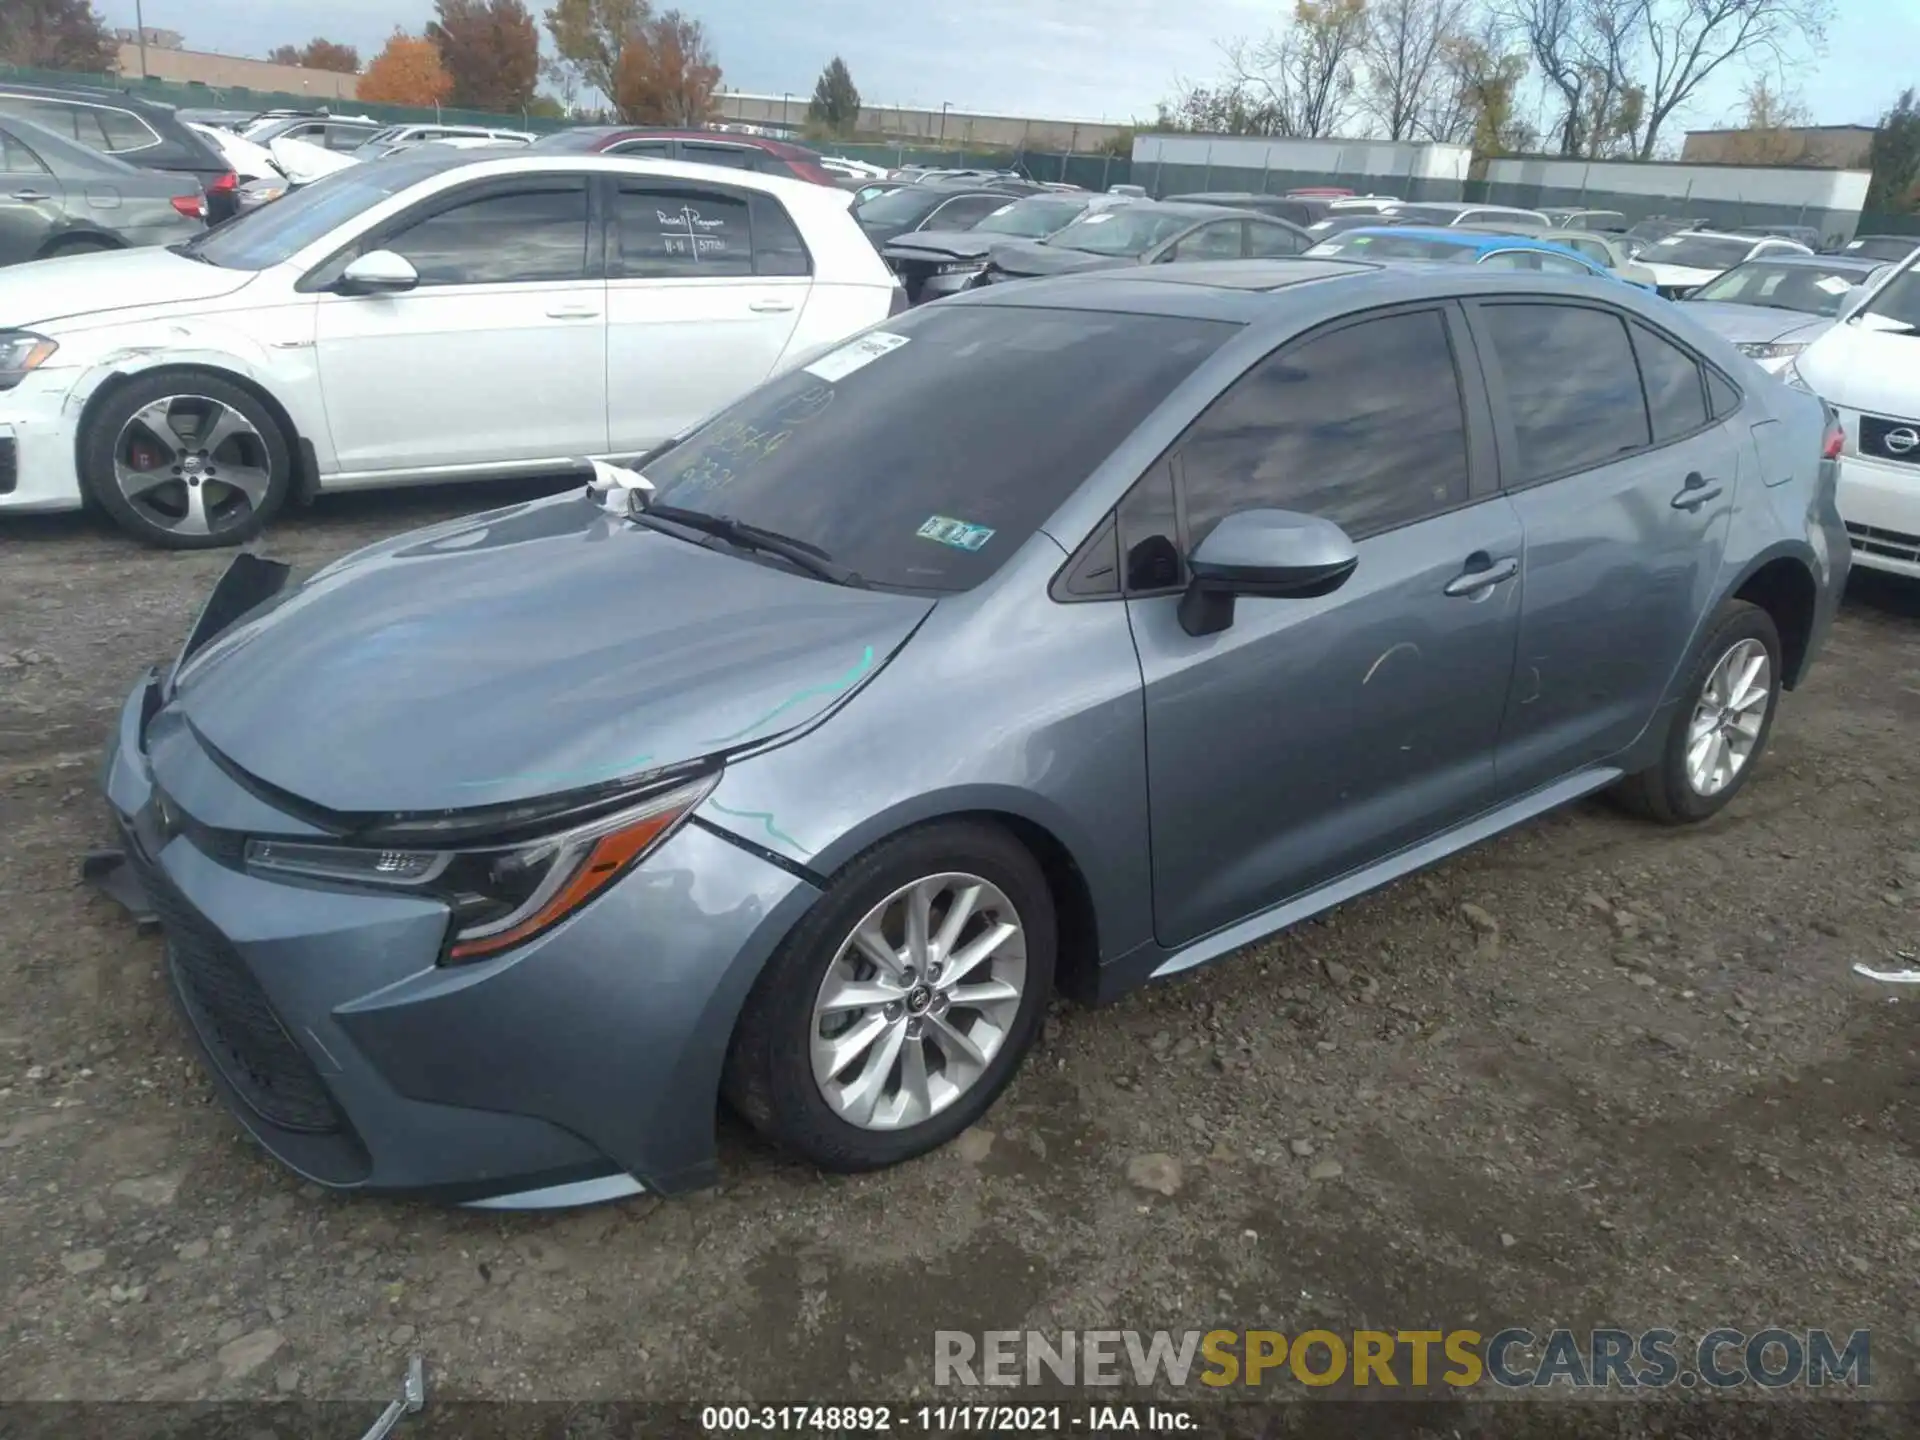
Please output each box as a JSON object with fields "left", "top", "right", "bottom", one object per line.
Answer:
{"left": 631, "top": 502, "right": 867, "bottom": 587}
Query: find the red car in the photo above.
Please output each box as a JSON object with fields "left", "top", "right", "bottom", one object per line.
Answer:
{"left": 530, "top": 127, "right": 838, "bottom": 186}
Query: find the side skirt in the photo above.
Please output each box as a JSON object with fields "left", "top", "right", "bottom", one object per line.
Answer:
{"left": 1148, "top": 766, "right": 1623, "bottom": 982}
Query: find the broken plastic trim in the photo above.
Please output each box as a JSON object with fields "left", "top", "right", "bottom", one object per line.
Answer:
{"left": 165, "top": 551, "right": 293, "bottom": 699}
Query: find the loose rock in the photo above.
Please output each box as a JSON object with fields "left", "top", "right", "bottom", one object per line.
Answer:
{"left": 1126, "top": 1153, "right": 1183, "bottom": 1197}
{"left": 1307, "top": 1159, "right": 1344, "bottom": 1181}
{"left": 216, "top": 1328, "right": 284, "bottom": 1380}
{"left": 953, "top": 1127, "right": 995, "bottom": 1165}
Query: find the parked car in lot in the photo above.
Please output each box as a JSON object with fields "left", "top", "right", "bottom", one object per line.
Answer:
{"left": 1635, "top": 229, "right": 1813, "bottom": 298}
{"left": 355, "top": 123, "right": 535, "bottom": 158}
{"left": 1165, "top": 192, "right": 1329, "bottom": 227}
{"left": 241, "top": 112, "right": 382, "bottom": 153}
{"left": 979, "top": 201, "right": 1310, "bottom": 283}
{"left": 532, "top": 127, "right": 839, "bottom": 186}
{"left": 1376, "top": 200, "right": 1552, "bottom": 230}
{"left": 1732, "top": 223, "right": 1825, "bottom": 250}
{"left": 1463, "top": 224, "right": 1659, "bottom": 286}
{"left": 880, "top": 192, "right": 1134, "bottom": 303}
{"left": 853, "top": 179, "right": 1044, "bottom": 247}
{"left": 1835, "top": 234, "right": 1920, "bottom": 263}
{"left": 1679, "top": 253, "right": 1890, "bottom": 372}
{"left": 1794, "top": 249, "right": 1920, "bottom": 579}
{"left": 1304, "top": 211, "right": 1416, "bottom": 242}
{"left": 1303, "top": 226, "right": 1624, "bottom": 281}
{"left": 0, "top": 152, "right": 900, "bottom": 547}
{"left": 0, "top": 114, "right": 205, "bottom": 264}
{"left": 1542, "top": 207, "right": 1627, "bottom": 232}
{"left": 88, "top": 258, "right": 1843, "bottom": 1204}
{"left": 0, "top": 82, "right": 237, "bottom": 221}
{"left": 1622, "top": 216, "right": 1710, "bottom": 256}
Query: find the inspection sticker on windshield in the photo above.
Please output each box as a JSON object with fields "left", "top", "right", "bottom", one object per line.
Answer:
{"left": 804, "top": 331, "right": 910, "bottom": 382}
{"left": 918, "top": 515, "right": 996, "bottom": 551}
{"left": 1814, "top": 274, "right": 1854, "bottom": 295}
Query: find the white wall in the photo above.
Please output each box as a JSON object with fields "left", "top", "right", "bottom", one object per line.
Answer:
{"left": 1133, "top": 134, "right": 1473, "bottom": 186}
{"left": 1481, "top": 157, "right": 1871, "bottom": 211}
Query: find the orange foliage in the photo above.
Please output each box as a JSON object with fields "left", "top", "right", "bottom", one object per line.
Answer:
{"left": 612, "top": 11, "right": 719, "bottom": 126}
{"left": 357, "top": 31, "right": 453, "bottom": 106}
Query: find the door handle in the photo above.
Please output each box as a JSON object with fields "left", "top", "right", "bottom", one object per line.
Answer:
{"left": 1670, "top": 471, "right": 1723, "bottom": 511}
{"left": 1443, "top": 556, "right": 1519, "bottom": 597}
{"left": 545, "top": 304, "right": 600, "bottom": 319}
{"left": 748, "top": 299, "right": 796, "bottom": 313}
{"left": 10, "top": 190, "right": 51, "bottom": 202}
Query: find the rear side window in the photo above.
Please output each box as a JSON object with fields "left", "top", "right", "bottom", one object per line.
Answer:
{"left": 1247, "top": 220, "right": 1305, "bottom": 256}
{"left": 95, "top": 107, "right": 158, "bottom": 151}
{"left": 1707, "top": 369, "right": 1742, "bottom": 418}
{"left": 642, "top": 306, "right": 1236, "bottom": 592}
{"left": 610, "top": 139, "right": 674, "bottom": 157}
{"left": 749, "top": 193, "right": 811, "bottom": 276}
{"left": 680, "top": 142, "right": 754, "bottom": 169}
{"left": 1630, "top": 323, "right": 1709, "bottom": 442}
{"left": 1171, "top": 221, "right": 1243, "bottom": 260}
{"left": 384, "top": 182, "right": 590, "bottom": 285}
{"left": 1479, "top": 303, "right": 1651, "bottom": 482}
{"left": 1178, "top": 308, "right": 1472, "bottom": 543}
{"left": 612, "top": 184, "right": 753, "bottom": 278}
{"left": 1479, "top": 250, "right": 1542, "bottom": 271}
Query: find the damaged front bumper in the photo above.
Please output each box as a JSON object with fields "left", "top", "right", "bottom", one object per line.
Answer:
{"left": 91, "top": 631, "right": 822, "bottom": 1205}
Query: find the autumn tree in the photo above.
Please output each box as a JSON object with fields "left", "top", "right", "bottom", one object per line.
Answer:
{"left": 1227, "top": 0, "right": 1372, "bottom": 138}
{"left": 544, "top": 0, "right": 649, "bottom": 103}
{"left": 1364, "top": 0, "right": 1470, "bottom": 140}
{"left": 0, "top": 0, "right": 116, "bottom": 72}
{"left": 1432, "top": 19, "right": 1535, "bottom": 154}
{"left": 429, "top": 0, "right": 540, "bottom": 110}
{"left": 1866, "top": 88, "right": 1920, "bottom": 214}
{"left": 1153, "top": 81, "right": 1285, "bottom": 135}
{"left": 613, "top": 10, "right": 720, "bottom": 124}
{"left": 357, "top": 31, "right": 453, "bottom": 106}
{"left": 808, "top": 56, "right": 861, "bottom": 135}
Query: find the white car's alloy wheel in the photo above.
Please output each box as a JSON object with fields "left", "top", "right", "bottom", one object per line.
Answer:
{"left": 113, "top": 394, "right": 274, "bottom": 540}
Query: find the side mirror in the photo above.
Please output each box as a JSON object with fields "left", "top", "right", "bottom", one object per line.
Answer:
{"left": 1177, "top": 508, "right": 1358, "bottom": 637}
{"left": 336, "top": 249, "right": 419, "bottom": 296}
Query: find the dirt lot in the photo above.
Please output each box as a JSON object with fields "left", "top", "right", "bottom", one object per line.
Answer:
{"left": 3, "top": 487, "right": 1918, "bottom": 1434}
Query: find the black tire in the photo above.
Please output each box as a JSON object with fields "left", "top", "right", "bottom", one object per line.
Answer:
{"left": 1612, "top": 600, "right": 1782, "bottom": 825}
{"left": 41, "top": 235, "right": 117, "bottom": 259}
{"left": 723, "top": 820, "right": 1056, "bottom": 1172}
{"left": 79, "top": 369, "right": 293, "bottom": 550}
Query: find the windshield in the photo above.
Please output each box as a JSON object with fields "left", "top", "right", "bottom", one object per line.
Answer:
{"left": 1846, "top": 237, "right": 1920, "bottom": 262}
{"left": 179, "top": 162, "right": 429, "bottom": 270}
{"left": 1646, "top": 235, "right": 1752, "bottom": 270}
{"left": 1858, "top": 267, "right": 1920, "bottom": 334}
{"left": 854, "top": 186, "right": 950, "bottom": 226}
{"left": 1690, "top": 260, "right": 1871, "bottom": 316}
{"left": 1051, "top": 209, "right": 1193, "bottom": 256}
{"left": 1305, "top": 232, "right": 1472, "bottom": 260}
{"left": 973, "top": 197, "right": 1087, "bottom": 238}
{"left": 639, "top": 306, "right": 1236, "bottom": 592}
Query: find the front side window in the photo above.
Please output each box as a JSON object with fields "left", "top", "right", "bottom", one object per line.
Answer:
{"left": 0, "top": 128, "right": 47, "bottom": 173}
{"left": 1630, "top": 323, "right": 1709, "bottom": 442}
{"left": 189, "top": 162, "right": 450, "bottom": 271}
{"left": 1178, "top": 308, "right": 1472, "bottom": 545}
{"left": 612, "top": 184, "right": 752, "bottom": 278}
{"left": 1170, "top": 221, "right": 1243, "bottom": 260}
{"left": 640, "top": 305, "right": 1236, "bottom": 592}
{"left": 1535, "top": 251, "right": 1596, "bottom": 276}
{"left": 384, "top": 182, "right": 589, "bottom": 285}
{"left": 1247, "top": 220, "right": 1306, "bottom": 256}
{"left": 1479, "top": 303, "right": 1651, "bottom": 482}
{"left": 1117, "top": 464, "right": 1182, "bottom": 591}
{"left": 924, "top": 194, "right": 1015, "bottom": 230}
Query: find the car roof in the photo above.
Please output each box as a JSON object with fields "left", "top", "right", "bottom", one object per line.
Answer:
{"left": 534, "top": 125, "right": 815, "bottom": 157}
{"left": 1331, "top": 225, "right": 1560, "bottom": 252}
{"left": 1125, "top": 200, "right": 1268, "bottom": 219}
{"left": 0, "top": 79, "right": 179, "bottom": 114}
{"left": 1729, "top": 251, "right": 1884, "bottom": 274}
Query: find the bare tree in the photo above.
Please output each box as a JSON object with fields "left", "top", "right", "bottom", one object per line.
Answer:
{"left": 1431, "top": 17, "right": 1536, "bottom": 153}
{"left": 1505, "top": 0, "right": 1590, "bottom": 153}
{"left": 1228, "top": 0, "right": 1372, "bottom": 138}
{"left": 1364, "top": 0, "right": 1471, "bottom": 140}
{"left": 1628, "top": 0, "right": 1832, "bottom": 159}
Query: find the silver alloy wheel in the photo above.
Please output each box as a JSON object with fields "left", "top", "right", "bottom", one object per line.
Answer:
{"left": 1685, "top": 637, "right": 1772, "bottom": 797}
{"left": 113, "top": 395, "right": 273, "bottom": 538}
{"left": 809, "top": 873, "right": 1027, "bottom": 1131}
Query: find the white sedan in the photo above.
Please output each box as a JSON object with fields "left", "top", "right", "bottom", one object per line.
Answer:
{"left": 0, "top": 152, "right": 902, "bottom": 546}
{"left": 1634, "top": 229, "right": 1812, "bottom": 297}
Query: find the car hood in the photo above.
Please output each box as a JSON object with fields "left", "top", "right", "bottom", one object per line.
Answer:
{"left": 882, "top": 228, "right": 1008, "bottom": 263}
{"left": 1800, "top": 321, "right": 1920, "bottom": 418}
{"left": 1679, "top": 301, "right": 1832, "bottom": 346}
{"left": 167, "top": 494, "right": 935, "bottom": 815}
{"left": 985, "top": 240, "right": 1129, "bottom": 278}
{"left": 2, "top": 247, "right": 257, "bottom": 327}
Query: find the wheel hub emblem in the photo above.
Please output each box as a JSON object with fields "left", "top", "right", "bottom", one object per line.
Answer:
{"left": 181, "top": 455, "right": 203, "bottom": 474}
{"left": 906, "top": 985, "right": 933, "bottom": 1014}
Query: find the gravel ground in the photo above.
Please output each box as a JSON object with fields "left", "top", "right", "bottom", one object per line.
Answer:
{"left": 2, "top": 487, "right": 1918, "bottom": 1435}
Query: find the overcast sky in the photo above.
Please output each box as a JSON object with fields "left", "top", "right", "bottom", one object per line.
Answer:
{"left": 96, "top": 0, "right": 1914, "bottom": 132}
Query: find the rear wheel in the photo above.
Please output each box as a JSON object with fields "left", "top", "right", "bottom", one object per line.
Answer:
{"left": 79, "top": 370, "right": 292, "bottom": 549}
{"left": 1613, "top": 600, "right": 1782, "bottom": 824}
{"left": 724, "top": 821, "right": 1055, "bottom": 1171}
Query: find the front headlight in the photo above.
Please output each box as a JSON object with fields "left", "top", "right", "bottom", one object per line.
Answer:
{"left": 245, "top": 771, "right": 718, "bottom": 962}
{"left": 0, "top": 332, "right": 58, "bottom": 391}
{"left": 1736, "top": 341, "right": 1807, "bottom": 361}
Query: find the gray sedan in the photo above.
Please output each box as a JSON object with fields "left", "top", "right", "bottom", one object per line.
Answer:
{"left": 0, "top": 113, "right": 204, "bottom": 265}
{"left": 91, "top": 260, "right": 1844, "bottom": 1206}
{"left": 1680, "top": 252, "right": 1890, "bottom": 373}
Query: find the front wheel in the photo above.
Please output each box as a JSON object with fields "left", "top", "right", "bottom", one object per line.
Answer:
{"left": 79, "top": 370, "right": 292, "bottom": 549}
{"left": 723, "top": 821, "right": 1055, "bottom": 1171}
{"left": 1613, "top": 600, "right": 1782, "bottom": 824}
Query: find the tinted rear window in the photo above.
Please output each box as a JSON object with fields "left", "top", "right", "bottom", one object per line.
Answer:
{"left": 641, "top": 306, "right": 1238, "bottom": 592}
